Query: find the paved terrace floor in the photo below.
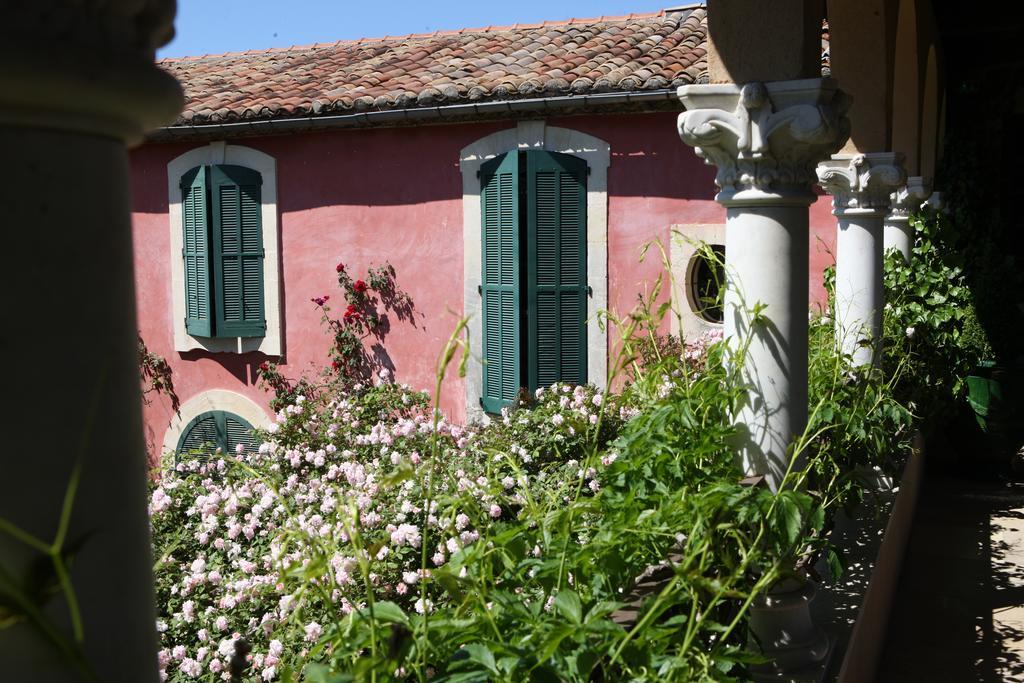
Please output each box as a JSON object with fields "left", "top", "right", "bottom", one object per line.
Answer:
{"left": 877, "top": 461, "right": 1024, "bottom": 681}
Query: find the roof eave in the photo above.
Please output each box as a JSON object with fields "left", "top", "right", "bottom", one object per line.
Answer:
{"left": 144, "top": 89, "right": 686, "bottom": 142}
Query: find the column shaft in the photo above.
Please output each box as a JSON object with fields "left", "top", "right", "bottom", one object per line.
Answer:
{"left": 883, "top": 214, "right": 914, "bottom": 260}
{"left": 835, "top": 213, "right": 885, "bottom": 364}
{"left": 0, "top": 128, "right": 158, "bottom": 681}
{"left": 884, "top": 177, "right": 931, "bottom": 260}
{"left": 726, "top": 203, "right": 810, "bottom": 484}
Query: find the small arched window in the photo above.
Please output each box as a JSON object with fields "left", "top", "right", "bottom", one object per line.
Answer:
{"left": 176, "top": 410, "right": 258, "bottom": 460}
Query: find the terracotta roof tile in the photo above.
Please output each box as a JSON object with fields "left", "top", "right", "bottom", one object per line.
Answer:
{"left": 159, "top": 7, "right": 708, "bottom": 126}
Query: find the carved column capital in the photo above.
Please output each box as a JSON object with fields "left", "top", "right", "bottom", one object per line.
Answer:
{"left": 0, "top": 0, "right": 183, "bottom": 142}
{"left": 888, "top": 176, "right": 933, "bottom": 220}
{"left": 677, "top": 78, "right": 851, "bottom": 206}
{"left": 816, "top": 152, "right": 906, "bottom": 216}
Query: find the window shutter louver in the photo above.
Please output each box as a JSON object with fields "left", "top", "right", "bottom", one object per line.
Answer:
{"left": 181, "top": 166, "right": 213, "bottom": 337}
{"left": 527, "top": 151, "right": 588, "bottom": 390}
{"left": 479, "top": 151, "right": 521, "bottom": 414}
{"left": 176, "top": 412, "right": 219, "bottom": 461}
{"left": 176, "top": 411, "right": 258, "bottom": 462}
{"left": 211, "top": 165, "right": 266, "bottom": 338}
{"left": 225, "top": 414, "right": 258, "bottom": 454}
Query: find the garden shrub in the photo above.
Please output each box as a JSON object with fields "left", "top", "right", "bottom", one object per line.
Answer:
{"left": 151, "top": 251, "right": 916, "bottom": 682}
{"left": 881, "top": 209, "right": 994, "bottom": 428}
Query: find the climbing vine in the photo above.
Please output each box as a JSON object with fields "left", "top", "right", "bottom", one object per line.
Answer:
{"left": 138, "top": 334, "right": 179, "bottom": 412}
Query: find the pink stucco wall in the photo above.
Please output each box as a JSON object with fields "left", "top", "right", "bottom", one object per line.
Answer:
{"left": 130, "top": 111, "right": 836, "bottom": 461}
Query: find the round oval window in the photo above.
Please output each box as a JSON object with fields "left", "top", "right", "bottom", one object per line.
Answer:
{"left": 688, "top": 244, "right": 725, "bottom": 324}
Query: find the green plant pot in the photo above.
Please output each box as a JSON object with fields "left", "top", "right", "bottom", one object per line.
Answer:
{"left": 966, "top": 360, "right": 1002, "bottom": 433}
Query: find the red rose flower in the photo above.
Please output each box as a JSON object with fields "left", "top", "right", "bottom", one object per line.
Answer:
{"left": 336, "top": 262, "right": 345, "bottom": 273}
{"left": 331, "top": 360, "right": 342, "bottom": 370}
{"left": 343, "top": 303, "right": 362, "bottom": 322}
{"left": 353, "top": 279, "right": 368, "bottom": 293}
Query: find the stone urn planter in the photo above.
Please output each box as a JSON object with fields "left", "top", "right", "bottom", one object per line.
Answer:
{"left": 748, "top": 577, "right": 832, "bottom": 681}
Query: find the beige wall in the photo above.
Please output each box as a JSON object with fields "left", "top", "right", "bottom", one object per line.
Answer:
{"left": 829, "top": 0, "right": 897, "bottom": 153}
{"left": 706, "top": 0, "right": 825, "bottom": 83}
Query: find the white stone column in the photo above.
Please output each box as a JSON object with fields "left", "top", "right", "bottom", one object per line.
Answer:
{"left": 817, "top": 154, "right": 905, "bottom": 365}
{"left": 678, "top": 79, "right": 850, "bottom": 488}
{"left": 0, "top": 4, "right": 182, "bottom": 681}
{"left": 884, "top": 176, "right": 931, "bottom": 260}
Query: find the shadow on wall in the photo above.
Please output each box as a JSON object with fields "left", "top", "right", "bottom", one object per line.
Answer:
{"left": 130, "top": 113, "right": 716, "bottom": 215}
{"left": 178, "top": 350, "right": 269, "bottom": 386}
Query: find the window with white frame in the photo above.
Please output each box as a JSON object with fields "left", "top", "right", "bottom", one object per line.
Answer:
{"left": 167, "top": 143, "right": 282, "bottom": 355}
{"left": 459, "top": 122, "right": 611, "bottom": 423}
{"left": 179, "top": 164, "right": 266, "bottom": 338}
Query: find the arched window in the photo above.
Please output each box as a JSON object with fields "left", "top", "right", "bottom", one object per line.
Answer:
{"left": 176, "top": 410, "right": 258, "bottom": 460}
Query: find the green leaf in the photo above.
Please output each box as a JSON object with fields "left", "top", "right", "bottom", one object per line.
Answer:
{"left": 536, "top": 623, "right": 576, "bottom": 663}
{"left": 463, "top": 643, "right": 499, "bottom": 675}
{"left": 776, "top": 495, "right": 802, "bottom": 547}
{"left": 365, "top": 601, "right": 408, "bottom": 626}
{"left": 381, "top": 464, "right": 414, "bottom": 488}
{"left": 826, "top": 548, "right": 845, "bottom": 580}
{"left": 433, "top": 569, "right": 465, "bottom": 602}
{"left": 553, "top": 590, "right": 582, "bottom": 624}
{"left": 303, "top": 663, "right": 352, "bottom": 683}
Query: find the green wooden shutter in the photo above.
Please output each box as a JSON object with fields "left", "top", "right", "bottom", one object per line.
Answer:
{"left": 225, "top": 414, "right": 258, "bottom": 454}
{"left": 211, "top": 165, "right": 266, "bottom": 338}
{"left": 176, "top": 412, "right": 220, "bottom": 461}
{"left": 176, "top": 411, "right": 257, "bottom": 462}
{"left": 526, "top": 151, "right": 588, "bottom": 390}
{"left": 480, "top": 151, "right": 520, "bottom": 414}
{"left": 181, "top": 166, "right": 213, "bottom": 337}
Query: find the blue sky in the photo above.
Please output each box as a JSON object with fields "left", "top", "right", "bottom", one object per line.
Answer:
{"left": 159, "top": 0, "right": 676, "bottom": 58}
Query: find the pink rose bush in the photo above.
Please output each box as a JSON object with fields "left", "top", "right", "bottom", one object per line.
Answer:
{"left": 150, "top": 377, "right": 629, "bottom": 681}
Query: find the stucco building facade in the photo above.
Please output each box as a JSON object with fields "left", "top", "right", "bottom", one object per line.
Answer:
{"left": 131, "top": 9, "right": 839, "bottom": 462}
